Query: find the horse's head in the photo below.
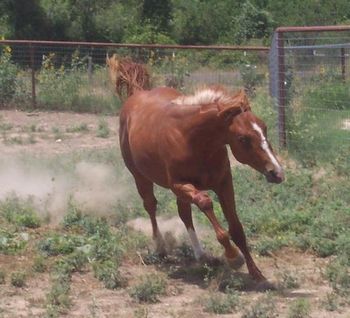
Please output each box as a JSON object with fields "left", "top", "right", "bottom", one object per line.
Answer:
{"left": 218, "top": 90, "right": 284, "bottom": 184}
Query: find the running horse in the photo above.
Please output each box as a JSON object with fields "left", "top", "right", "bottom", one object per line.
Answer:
{"left": 119, "top": 84, "right": 284, "bottom": 285}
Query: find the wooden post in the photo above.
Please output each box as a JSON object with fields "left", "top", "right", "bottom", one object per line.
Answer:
{"left": 341, "top": 47, "right": 346, "bottom": 82}
{"left": 277, "top": 31, "right": 287, "bottom": 148}
{"left": 29, "top": 45, "right": 36, "bottom": 108}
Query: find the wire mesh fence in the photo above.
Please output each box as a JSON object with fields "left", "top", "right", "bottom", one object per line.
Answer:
{"left": 1, "top": 36, "right": 349, "bottom": 167}
{"left": 0, "top": 40, "right": 269, "bottom": 114}
{"left": 270, "top": 27, "right": 350, "bottom": 168}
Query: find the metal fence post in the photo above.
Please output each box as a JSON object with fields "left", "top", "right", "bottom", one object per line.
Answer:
{"left": 29, "top": 45, "right": 36, "bottom": 108}
{"left": 277, "top": 31, "right": 287, "bottom": 148}
{"left": 88, "top": 55, "right": 93, "bottom": 85}
{"left": 341, "top": 47, "right": 346, "bottom": 82}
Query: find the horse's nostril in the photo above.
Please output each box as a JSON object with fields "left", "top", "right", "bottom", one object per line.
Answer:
{"left": 265, "top": 169, "right": 284, "bottom": 183}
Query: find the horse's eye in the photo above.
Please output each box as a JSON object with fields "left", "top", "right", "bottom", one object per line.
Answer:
{"left": 238, "top": 135, "right": 250, "bottom": 145}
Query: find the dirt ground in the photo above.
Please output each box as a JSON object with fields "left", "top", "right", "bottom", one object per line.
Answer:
{"left": 0, "top": 110, "right": 118, "bottom": 155}
{"left": 0, "top": 110, "right": 349, "bottom": 318}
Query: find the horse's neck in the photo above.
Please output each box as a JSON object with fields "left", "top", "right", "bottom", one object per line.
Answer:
{"left": 173, "top": 104, "right": 227, "bottom": 149}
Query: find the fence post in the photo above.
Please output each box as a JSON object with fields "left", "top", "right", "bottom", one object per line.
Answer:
{"left": 277, "top": 31, "right": 287, "bottom": 148}
{"left": 341, "top": 47, "right": 346, "bottom": 82}
{"left": 88, "top": 55, "right": 93, "bottom": 85}
{"left": 29, "top": 45, "right": 36, "bottom": 108}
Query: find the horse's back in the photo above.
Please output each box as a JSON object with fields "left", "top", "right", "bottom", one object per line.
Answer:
{"left": 119, "top": 87, "right": 182, "bottom": 186}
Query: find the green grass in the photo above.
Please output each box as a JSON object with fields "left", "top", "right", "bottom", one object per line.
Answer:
{"left": 287, "top": 81, "right": 350, "bottom": 168}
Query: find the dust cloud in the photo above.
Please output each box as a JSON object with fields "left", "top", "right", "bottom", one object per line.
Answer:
{"left": 0, "top": 156, "right": 132, "bottom": 224}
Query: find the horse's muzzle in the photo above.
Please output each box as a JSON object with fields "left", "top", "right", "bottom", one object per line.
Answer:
{"left": 265, "top": 169, "right": 284, "bottom": 184}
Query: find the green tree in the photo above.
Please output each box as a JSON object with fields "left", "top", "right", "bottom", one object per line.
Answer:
{"left": 1, "top": 0, "right": 50, "bottom": 39}
{"left": 141, "top": 0, "right": 173, "bottom": 33}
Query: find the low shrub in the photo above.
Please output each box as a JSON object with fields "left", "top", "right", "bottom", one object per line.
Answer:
{"left": 10, "top": 271, "right": 26, "bottom": 287}
{"left": 287, "top": 298, "right": 310, "bottom": 318}
{"left": 203, "top": 291, "right": 240, "bottom": 314}
{"left": 0, "top": 196, "right": 41, "bottom": 228}
{"left": 242, "top": 294, "right": 278, "bottom": 318}
{"left": 129, "top": 273, "right": 167, "bottom": 303}
{"left": 93, "top": 260, "right": 125, "bottom": 289}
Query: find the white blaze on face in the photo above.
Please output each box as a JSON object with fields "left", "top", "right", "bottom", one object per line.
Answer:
{"left": 251, "top": 122, "right": 282, "bottom": 172}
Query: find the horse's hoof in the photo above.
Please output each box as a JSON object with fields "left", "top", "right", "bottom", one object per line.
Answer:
{"left": 255, "top": 279, "right": 277, "bottom": 291}
{"left": 225, "top": 251, "right": 245, "bottom": 269}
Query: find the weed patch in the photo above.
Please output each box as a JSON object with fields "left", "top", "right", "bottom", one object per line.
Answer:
{"left": 93, "top": 260, "right": 125, "bottom": 289}
{"left": 129, "top": 273, "right": 167, "bottom": 303}
{"left": 0, "top": 196, "right": 41, "bottom": 228}
{"left": 242, "top": 294, "right": 278, "bottom": 318}
{"left": 10, "top": 271, "right": 26, "bottom": 287}
{"left": 96, "top": 118, "right": 110, "bottom": 138}
{"left": 203, "top": 291, "right": 240, "bottom": 314}
{"left": 287, "top": 298, "right": 310, "bottom": 318}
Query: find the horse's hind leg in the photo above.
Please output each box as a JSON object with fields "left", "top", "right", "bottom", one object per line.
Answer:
{"left": 177, "top": 199, "right": 205, "bottom": 260}
{"left": 134, "top": 174, "right": 166, "bottom": 255}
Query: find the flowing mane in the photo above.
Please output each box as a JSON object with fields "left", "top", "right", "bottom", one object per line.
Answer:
{"left": 172, "top": 87, "right": 251, "bottom": 112}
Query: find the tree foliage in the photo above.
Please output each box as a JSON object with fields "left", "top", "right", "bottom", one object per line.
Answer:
{"left": 1, "top": 0, "right": 350, "bottom": 44}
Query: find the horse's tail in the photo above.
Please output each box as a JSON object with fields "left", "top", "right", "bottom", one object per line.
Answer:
{"left": 106, "top": 53, "right": 150, "bottom": 100}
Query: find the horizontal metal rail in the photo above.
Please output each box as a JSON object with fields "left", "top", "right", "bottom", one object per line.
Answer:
{"left": 276, "top": 25, "right": 350, "bottom": 33}
{"left": 0, "top": 39, "right": 270, "bottom": 52}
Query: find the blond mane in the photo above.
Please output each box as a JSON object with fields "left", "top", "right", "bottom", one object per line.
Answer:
{"left": 172, "top": 87, "right": 250, "bottom": 111}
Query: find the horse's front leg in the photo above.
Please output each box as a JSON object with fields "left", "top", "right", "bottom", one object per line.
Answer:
{"left": 172, "top": 182, "right": 241, "bottom": 264}
{"left": 215, "top": 172, "right": 266, "bottom": 282}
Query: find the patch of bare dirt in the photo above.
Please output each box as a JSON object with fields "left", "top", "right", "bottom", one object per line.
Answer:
{"left": 0, "top": 110, "right": 118, "bottom": 155}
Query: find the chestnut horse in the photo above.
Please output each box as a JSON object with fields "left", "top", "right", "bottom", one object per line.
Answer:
{"left": 120, "top": 86, "right": 284, "bottom": 284}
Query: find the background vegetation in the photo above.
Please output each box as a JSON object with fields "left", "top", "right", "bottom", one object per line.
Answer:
{"left": 1, "top": 0, "right": 350, "bottom": 45}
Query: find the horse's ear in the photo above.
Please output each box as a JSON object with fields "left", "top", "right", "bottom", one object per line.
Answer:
{"left": 106, "top": 53, "right": 110, "bottom": 66}
{"left": 217, "top": 105, "right": 242, "bottom": 123}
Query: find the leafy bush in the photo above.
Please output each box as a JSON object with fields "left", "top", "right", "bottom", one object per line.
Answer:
{"left": 0, "top": 196, "right": 41, "bottom": 228}
{"left": 37, "top": 233, "right": 85, "bottom": 256}
{"left": 93, "top": 260, "right": 125, "bottom": 289}
{"left": 0, "top": 50, "right": 18, "bottom": 105}
{"left": 36, "top": 52, "right": 120, "bottom": 113}
{"left": 0, "top": 229, "right": 28, "bottom": 254}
